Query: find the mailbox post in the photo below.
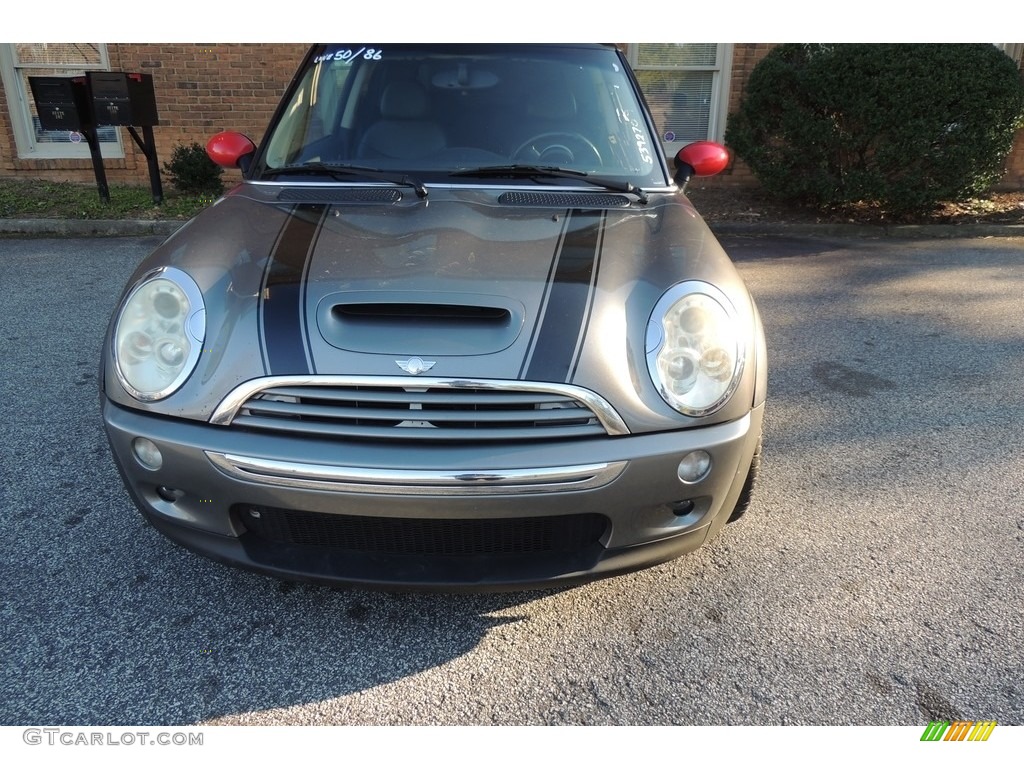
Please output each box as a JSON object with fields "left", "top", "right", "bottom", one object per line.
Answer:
{"left": 87, "top": 72, "right": 163, "bottom": 204}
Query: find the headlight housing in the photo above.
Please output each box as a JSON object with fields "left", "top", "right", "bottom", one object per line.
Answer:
{"left": 112, "top": 267, "right": 205, "bottom": 401}
{"left": 645, "top": 281, "right": 745, "bottom": 417}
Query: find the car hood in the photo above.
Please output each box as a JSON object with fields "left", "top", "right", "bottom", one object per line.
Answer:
{"left": 106, "top": 182, "right": 757, "bottom": 430}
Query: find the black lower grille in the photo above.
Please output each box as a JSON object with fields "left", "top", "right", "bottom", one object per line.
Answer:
{"left": 238, "top": 505, "right": 608, "bottom": 556}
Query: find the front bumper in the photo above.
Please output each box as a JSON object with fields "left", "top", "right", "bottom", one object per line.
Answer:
{"left": 103, "top": 398, "right": 764, "bottom": 590}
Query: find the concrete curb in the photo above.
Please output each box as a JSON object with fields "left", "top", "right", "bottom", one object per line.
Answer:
{"left": 708, "top": 221, "right": 1024, "bottom": 239}
{"left": 1, "top": 217, "right": 1022, "bottom": 240}
{"left": 0, "top": 218, "right": 186, "bottom": 238}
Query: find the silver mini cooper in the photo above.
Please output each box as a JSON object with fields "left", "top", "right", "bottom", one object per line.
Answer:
{"left": 102, "top": 43, "right": 767, "bottom": 590}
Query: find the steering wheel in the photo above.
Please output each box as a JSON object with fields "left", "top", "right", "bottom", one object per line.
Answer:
{"left": 513, "top": 132, "right": 603, "bottom": 168}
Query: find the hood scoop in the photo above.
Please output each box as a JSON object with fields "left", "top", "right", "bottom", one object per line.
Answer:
{"left": 337, "top": 303, "right": 509, "bottom": 322}
{"left": 317, "top": 292, "right": 525, "bottom": 355}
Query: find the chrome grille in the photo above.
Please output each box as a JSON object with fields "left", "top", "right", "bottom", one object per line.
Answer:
{"left": 213, "top": 378, "right": 628, "bottom": 442}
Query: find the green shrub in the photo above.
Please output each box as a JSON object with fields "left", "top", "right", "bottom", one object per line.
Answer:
{"left": 725, "top": 44, "right": 1024, "bottom": 214}
{"left": 163, "top": 142, "right": 224, "bottom": 196}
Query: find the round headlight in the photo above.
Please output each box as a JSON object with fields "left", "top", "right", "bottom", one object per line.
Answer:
{"left": 113, "top": 267, "right": 205, "bottom": 401}
{"left": 646, "top": 282, "right": 745, "bottom": 417}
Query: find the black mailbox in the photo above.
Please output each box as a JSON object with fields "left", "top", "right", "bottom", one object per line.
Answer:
{"left": 87, "top": 71, "right": 159, "bottom": 127}
{"left": 27, "top": 70, "right": 163, "bottom": 205}
{"left": 28, "top": 76, "right": 93, "bottom": 132}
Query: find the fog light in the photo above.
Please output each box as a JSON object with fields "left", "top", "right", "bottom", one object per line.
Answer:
{"left": 132, "top": 437, "right": 163, "bottom": 470}
{"left": 677, "top": 451, "right": 711, "bottom": 484}
{"left": 669, "top": 499, "right": 696, "bottom": 516}
{"left": 155, "top": 485, "right": 178, "bottom": 502}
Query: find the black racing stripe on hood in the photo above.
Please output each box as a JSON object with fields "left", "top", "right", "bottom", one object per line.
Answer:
{"left": 517, "top": 211, "right": 569, "bottom": 380}
{"left": 522, "top": 210, "right": 604, "bottom": 383}
{"left": 260, "top": 203, "right": 328, "bottom": 374}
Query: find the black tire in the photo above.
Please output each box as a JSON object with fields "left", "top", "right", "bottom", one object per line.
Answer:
{"left": 727, "top": 435, "right": 761, "bottom": 523}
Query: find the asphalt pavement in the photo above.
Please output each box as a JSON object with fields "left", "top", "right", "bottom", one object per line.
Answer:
{"left": 0, "top": 232, "right": 1022, "bottom": 725}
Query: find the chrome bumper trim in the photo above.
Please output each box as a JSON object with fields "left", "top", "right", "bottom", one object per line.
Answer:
{"left": 205, "top": 451, "right": 628, "bottom": 496}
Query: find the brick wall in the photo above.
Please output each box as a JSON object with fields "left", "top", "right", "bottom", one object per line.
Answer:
{"left": 994, "top": 52, "right": 1024, "bottom": 189}
{"left": 1001, "top": 129, "right": 1024, "bottom": 188}
{"left": 0, "top": 43, "right": 308, "bottom": 185}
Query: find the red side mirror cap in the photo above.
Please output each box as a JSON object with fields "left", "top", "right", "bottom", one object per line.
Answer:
{"left": 674, "top": 141, "right": 730, "bottom": 182}
{"left": 206, "top": 131, "right": 256, "bottom": 169}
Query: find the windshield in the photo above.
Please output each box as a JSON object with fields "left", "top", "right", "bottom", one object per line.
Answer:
{"left": 257, "top": 44, "right": 668, "bottom": 187}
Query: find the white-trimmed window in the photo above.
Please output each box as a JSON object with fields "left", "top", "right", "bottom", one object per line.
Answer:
{"left": 627, "top": 44, "right": 732, "bottom": 156}
{"left": 0, "top": 43, "right": 123, "bottom": 159}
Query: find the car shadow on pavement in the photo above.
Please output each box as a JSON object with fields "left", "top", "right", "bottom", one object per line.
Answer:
{"left": 4, "top": 504, "right": 571, "bottom": 725}
{"left": 0, "top": 237, "right": 561, "bottom": 726}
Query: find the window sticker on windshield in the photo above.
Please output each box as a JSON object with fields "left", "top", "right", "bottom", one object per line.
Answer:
{"left": 620, "top": 108, "right": 653, "bottom": 165}
{"left": 314, "top": 47, "right": 383, "bottom": 65}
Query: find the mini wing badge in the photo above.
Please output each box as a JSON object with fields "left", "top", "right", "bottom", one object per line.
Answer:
{"left": 396, "top": 357, "right": 436, "bottom": 375}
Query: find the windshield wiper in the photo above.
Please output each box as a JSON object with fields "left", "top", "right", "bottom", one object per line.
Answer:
{"left": 450, "top": 164, "right": 648, "bottom": 204}
{"left": 261, "top": 162, "right": 427, "bottom": 199}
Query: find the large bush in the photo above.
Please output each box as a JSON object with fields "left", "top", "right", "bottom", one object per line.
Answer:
{"left": 725, "top": 44, "right": 1024, "bottom": 213}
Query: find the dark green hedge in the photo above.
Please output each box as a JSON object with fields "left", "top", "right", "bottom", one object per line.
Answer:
{"left": 163, "top": 142, "right": 224, "bottom": 197}
{"left": 725, "top": 44, "right": 1024, "bottom": 213}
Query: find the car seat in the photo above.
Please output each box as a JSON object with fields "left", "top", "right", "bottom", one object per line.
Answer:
{"left": 356, "top": 81, "right": 445, "bottom": 161}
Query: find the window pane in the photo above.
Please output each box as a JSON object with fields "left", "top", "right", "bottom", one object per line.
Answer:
{"left": 15, "top": 43, "right": 103, "bottom": 67}
{"left": 636, "top": 70, "right": 713, "bottom": 143}
{"left": 636, "top": 44, "right": 717, "bottom": 68}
